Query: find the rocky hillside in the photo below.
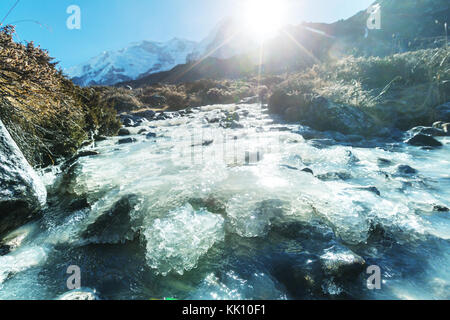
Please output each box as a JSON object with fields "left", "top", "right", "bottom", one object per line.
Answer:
{"left": 0, "top": 26, "right": 120, "bottom": 168}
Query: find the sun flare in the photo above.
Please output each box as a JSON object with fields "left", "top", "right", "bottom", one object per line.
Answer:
{"left": 242, "top": 0, "right": 286, "bottom": 42}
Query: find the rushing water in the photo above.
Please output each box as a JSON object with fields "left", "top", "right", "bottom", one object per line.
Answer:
{"left": 0, "top": 103, "right": 449, "bottom": 300}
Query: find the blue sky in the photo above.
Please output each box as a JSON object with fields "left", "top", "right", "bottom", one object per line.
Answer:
{"left": 0, "top": 0, "right": 375, "bottom": 68}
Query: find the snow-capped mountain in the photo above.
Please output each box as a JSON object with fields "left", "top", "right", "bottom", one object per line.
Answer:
{"left": 66, "top": 38, "right": 197, "bottom": 86}
{"left": 66, "top": 18, "right": 262, "bottom": 86}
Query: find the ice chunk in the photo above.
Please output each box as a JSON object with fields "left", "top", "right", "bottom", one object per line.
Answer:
{"left": 226, "top": 194, "right": 285, "bottom": 237}
{"left": 144, "top": 204, "right": 224, "bottom": 275}
{"left": 0, "top": 246, "right": 47, "bottom": 284}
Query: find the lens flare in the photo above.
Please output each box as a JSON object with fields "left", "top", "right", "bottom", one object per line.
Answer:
{"left": 242, "top": 0, "right": 286, "bottom": 43}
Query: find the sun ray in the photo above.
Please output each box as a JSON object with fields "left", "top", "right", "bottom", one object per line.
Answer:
{"left": 171, "top": 30, "right": 241, "bottom": 82}
{"left": 281, "top": 29, "right": 321, "bottom": 64}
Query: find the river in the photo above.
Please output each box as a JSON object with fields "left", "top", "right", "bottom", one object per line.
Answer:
{"left": 0, "top": 103, "right": 449, "bottom": 300}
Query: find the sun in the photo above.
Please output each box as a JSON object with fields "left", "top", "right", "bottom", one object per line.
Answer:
{"left": 241, "top": 0, "right": 286, "bottom": 43}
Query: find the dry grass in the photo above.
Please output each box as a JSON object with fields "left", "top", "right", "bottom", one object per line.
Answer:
{"left": 270, "top": 48, "right": 450, "bottom": 129}
{"left": 0, "top": 26, "right": 120, "bottom": 167}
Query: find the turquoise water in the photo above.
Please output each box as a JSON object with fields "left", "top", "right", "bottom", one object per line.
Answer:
{"left": 1, "top": 103, "right": 449, "bottom": 300}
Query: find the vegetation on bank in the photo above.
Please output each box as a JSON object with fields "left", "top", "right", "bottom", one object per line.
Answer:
{"left": 98, "top": 77, "right": 284, "bottom": 114}
{"left": 0, "top": 26, "right": 120, "bottom": 167}
{"left": 269, "top": 48, "right": 450, "bottom": 130}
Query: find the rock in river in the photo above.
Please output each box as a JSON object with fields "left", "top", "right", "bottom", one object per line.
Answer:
{"left": 0, "top": 120, "right": 47, "bottom": 237}
{"left": 81, "top": 194, "right": 142, "bottom": 244}
{"left": 405, "top": 133, "right": 443, "bottom": 147}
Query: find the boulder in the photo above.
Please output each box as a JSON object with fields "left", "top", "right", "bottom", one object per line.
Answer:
{"left": 270, "top": 93, "right": 377, "bottom": 135}
{"left": 408, "top": 126, "right": 448, "bottom": 137}
{"left": 405, "top": 134, "right": 443, "bottom": 147}
{"left": 433, "top": 205, "right": 449, "bottom": 212}
{"left": 118, "top": 128, "right": 131, "bottom": 136}
{"left": 94, "top": 135, "right": 107, "bottom": 142}
{"left": 81, "top": 194, "right": 142, "bottom": 244}
{"left": 0, "top": 120, "right": 47, "bottom": 237}
{"left": 396, "top": 165, "right": 417, "bottom": 175}
{"left": 122, "top": 117, "right": 135, "bottom": 127}
{"left": 118, "top": 137, "right": 137, "bottom": 145}
{"left": 377, "top": 158, "right": 393, "bottom": 167}
{"left": 301, "top": 168, "right": 314, "bottom": 175}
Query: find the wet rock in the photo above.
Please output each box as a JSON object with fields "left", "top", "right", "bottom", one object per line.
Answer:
{"left": 69, "top": 198, "right": 90, "bottom": 211}
{"left": 301, "top": 168, "right": 314, "bottom": 175}
{"left": 94, "top": 135, "right": 107, "bottom": 142}
{"left": 137, "top": 128, "right": 148, "bottom": 134}
{"left": 0, "top": 245, "right": 11, "bottom": 256}
{"left": 118, "top": 128, "right": 131, "bottom": 136}
{"left": 202, "top": 139, "right": 214, "bottom": 146}
{"left": 396, "top": 165, "right": 417, "bottom": 175}
{"left": 122, "top": 117, "right": 135, "bottom": 127}
{"left": 57, "top": 288, "right": 100, "bottom": 300}
{"left": 81, "top": 195, "right": 141, "bottom": 244}
{"left": 155, "top": 112, "right": 166, "bottom": 121}
{"left": 297, "top": 128, "right": 326, "bottom": 140}
{"left": 345, "top": 150, "right": 359, "bottom": 163}
{"left": 408, "top": 126, "right": 448, "bottom": 137}
{"left": 357, "top": 186, "right": 381, "bottom": 196}
{"left": 317, "top": 172, "right": 352, "bottom": 181}
{"left": 433, "top": 205, "right": 449, "bottom": 212}
{"left": 406, "top": 134, "right": 443, "bottom": 147}
{"left": 377, "top": 158, "right": 393, "bottom": 166}
{"left": 0, "top": 120, "right": 47, "bottom": 237}
{"left": 320, "top": 245, "right": 366, "bottom": 277}
{"left": 132, "top": 109, "right": 156, "bottom": 120}
{"left": 77, "top": 150, "right": 99, "bottom": 158}
{"left": 206, "top": 115, "right": 223, "bottom": 123}
{"left": 118, "top": 138, "right": 137, "bottom": 145}
{"left": 270, "top": 93, "right": 377, "bottom": 135}
{"left": 146, "top": 132, "right": 157, "bottom": 139}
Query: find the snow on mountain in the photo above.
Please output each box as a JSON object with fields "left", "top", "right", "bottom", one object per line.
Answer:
{"left": 66, "top": 38, "right": 197, "bottom": 86}
{"left": 66, "top": 18, "right": 261, "bottom": 86}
